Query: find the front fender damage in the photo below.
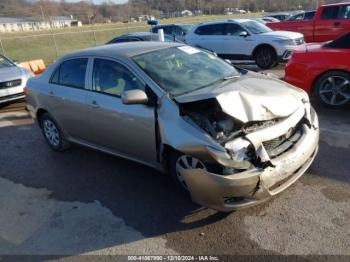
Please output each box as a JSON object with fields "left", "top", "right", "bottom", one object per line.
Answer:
{"left": 179, "top": 105, "right": 320, "bottom": 212}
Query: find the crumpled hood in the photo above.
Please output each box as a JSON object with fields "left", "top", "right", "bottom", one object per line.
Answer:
{"left": 175, "top": 73, "right": 307, "bottom": 123}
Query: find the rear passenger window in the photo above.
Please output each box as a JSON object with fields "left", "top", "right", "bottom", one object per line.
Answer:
{"left": 51, "top": 58, "right": 88, "bottom": 89}
{"left": 92, "top": 59, "right": 144, "bottom": 97}
{"left": 195, "top": 24, "right": 225, "bottom": 35}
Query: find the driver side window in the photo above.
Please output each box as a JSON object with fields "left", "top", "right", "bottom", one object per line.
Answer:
{"left": 92, "top": 59, "right": 144, "bottom": 97}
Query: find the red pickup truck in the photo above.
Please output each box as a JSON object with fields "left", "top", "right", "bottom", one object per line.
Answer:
{"left": 267, "top": 2, "right": 350, "bottom": 43}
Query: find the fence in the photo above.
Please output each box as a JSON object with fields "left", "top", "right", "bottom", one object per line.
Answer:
{"left": 0, "top": 14, "right": 259, "bottom": 65}
{"left": 0, "top": 23, "right": 150, "bottom": 65}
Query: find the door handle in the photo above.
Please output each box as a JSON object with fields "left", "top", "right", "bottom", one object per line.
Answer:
{"left": 334, "top": 22, "right": 341, "bottom": 27}
{"left": 90, "top": 100, "right": 100, "bottom": 108}
{"left": 49, "top": 91, "right": 55, "bottom": 97}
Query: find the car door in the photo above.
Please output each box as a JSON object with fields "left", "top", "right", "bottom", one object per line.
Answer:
{"left": 222, "top": 23, "right": 254, "bottom": 59}
{"left": 192, "top": 24, "right": 226, "bottom": 54}
{"left": 87, "top": 57, "right": 157, "bottom": 165}
{"left": 316, "top": 5, "right": 350, "bottom": 42}
{"left": 47, "top": 57, "right": 94, "bottom": 142}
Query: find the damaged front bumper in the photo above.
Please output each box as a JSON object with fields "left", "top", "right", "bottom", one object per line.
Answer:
{"left": 181, "top": 108, "right": 319, "bottom": 212}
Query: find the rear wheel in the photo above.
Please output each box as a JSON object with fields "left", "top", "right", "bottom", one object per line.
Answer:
{"left": 40, "top": 113, "right": 70, "bottom": 151}
{"left": 254, "top": 46, "right": 277, "bottom": 69}
{"left": 314, "top": 71, "right": 350, "bottom": 108}
{"left": 169, "top": 152, "right": 207, "bottom": 191}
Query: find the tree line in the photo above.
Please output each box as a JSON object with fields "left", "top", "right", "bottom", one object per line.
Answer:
{"left": 0, "top": 0, "right": 343, "bottom": 24}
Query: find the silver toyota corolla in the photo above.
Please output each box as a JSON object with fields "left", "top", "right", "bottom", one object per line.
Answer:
{"left": 26, "top": 42, "right": 319, "bottom": 211}
{"left": 0, "top": 55, "right": 33, "bottom": 104}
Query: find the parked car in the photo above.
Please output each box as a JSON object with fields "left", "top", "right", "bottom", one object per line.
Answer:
{"left": 255, "top": 17, "right": 281, "bottom": 25}
{"left": 185, "top": 19, "right": 305, "bottom": 69}
{"left": 26, "top": 42, "right": 319, "bottom": 211}
{"left": 106, "top": 32, "right": 183, "bottom": 44}
{"left": 287, "top": 10, "right": 316, "bottom": 21}
{"left": 285, "top": 32, "right": 350, "bottom": 108}
{"left": 263, "top": 12, "right": 293, "bottom": 21}
{"left": 260, "top": 17, "right": 280, "bottom": 23}
{"left": 0, "top": 55, "right": 33, "bottom": 104}
{"left": 150, "top": 23, "right": 193, "bottom": 41}
{"left": 267, "top": 2, "right": 350, "bottom": 43}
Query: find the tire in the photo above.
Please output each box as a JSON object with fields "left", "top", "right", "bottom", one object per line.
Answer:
{"left": 40, "top": 113, "right": 70, "bottom": 151}
{"left": 313, "top": 71, "right": 350, "bottom": 108}
{"left": 254, "top": 46, "right": 277, "bottom": 69}
{"left": 169, "top": 151, "right": 207, "bottom": 191}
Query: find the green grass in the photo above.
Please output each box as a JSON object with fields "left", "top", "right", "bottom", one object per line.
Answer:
{"left": 0, "top": 13, "right": 261, "bottom": 64}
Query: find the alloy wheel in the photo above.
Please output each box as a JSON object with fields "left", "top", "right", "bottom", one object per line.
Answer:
{"left": 43, "top": 119, "right": 60, "bottom": 147}
{"left": 319, "top": 76, "right": 350, "bottom": 106}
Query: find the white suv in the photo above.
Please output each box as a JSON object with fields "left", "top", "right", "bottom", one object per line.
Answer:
{"left": 186, "top": 19, "right": 305, "bottom": 69}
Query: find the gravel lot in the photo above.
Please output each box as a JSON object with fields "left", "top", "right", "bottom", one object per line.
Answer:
{"left": 0, "top": 66, "right": 349, "bottom": 259}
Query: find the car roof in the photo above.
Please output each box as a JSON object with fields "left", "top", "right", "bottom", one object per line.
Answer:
{"left": 197, "top": 18, "right": 252, "bottom": 26}
{"left": 154, "top": 23, "right": 192, "bottom": 27}
{"left": 121, "top": 32, "right": 159, "bottom": 37}
{"left": 61, "top": 42, "right": 183, "bottom": 60}
{"left": 264, "top": 12, "right": 292, "bottom": 15}
{"left": 323, "top": 2, "right": 350, "bottom": 7}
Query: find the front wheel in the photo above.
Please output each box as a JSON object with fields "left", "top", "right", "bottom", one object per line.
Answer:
{"left": 314, "top": 71, "right": 350, "bottom": 108}
{"left": 254, "top": 46, "right": 277, "bottom": 69}
{"left": 169, "top": 152, "right": 207, "bottom": 191}
{"left": 40, "top": 113, "right": 70, "bottom": 151}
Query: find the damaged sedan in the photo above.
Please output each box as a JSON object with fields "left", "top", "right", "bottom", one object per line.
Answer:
{"left": 26, "top": 42, "right": 319, "bottom": 211}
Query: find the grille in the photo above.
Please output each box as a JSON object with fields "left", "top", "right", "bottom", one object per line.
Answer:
{"left": 0, "top": 79, "right": 22, "bottom": 89}
{"left": 295, "top": 38, "right": 304, "bottom": 45}
{"left": 262, "top": 123, "right": 303, "bottom": 159}
{"left": 0, "top": 92, "right": 24, "bottom": 102}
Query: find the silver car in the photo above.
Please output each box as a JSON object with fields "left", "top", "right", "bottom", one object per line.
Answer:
{"left": 26, "top": 42, "right": 319, "bottom": 211}
{"left": 0, "top": 55, "right": 33, "bottom": 104}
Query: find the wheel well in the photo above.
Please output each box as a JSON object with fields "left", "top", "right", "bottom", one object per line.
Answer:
{"left": 252, "top": 44, "right": 277, "bottom": 59}
{"left": 160, "top": 144, "right": 179, "bottom": 172}
{"left": 36, "top": 108, "right": 48, "bottom": 126}
{"left": 311, "top": 69, "right": 350, "bottom": 95}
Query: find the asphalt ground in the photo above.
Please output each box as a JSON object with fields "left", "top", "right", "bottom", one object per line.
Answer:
{"left": 0, "top": 65, "right": 349, "bottom": 260}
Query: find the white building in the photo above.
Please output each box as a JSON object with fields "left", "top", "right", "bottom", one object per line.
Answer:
{"left": 0, "top": 16, "right": 82, "bottom": 33}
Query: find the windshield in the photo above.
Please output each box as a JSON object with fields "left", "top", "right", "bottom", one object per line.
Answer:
{"left": 323, "top": 33, "right": 350, "bottom": 49}
{"left": 0, "top": 55, "right": 15, "bottom": 69}
{"left": 133, "top": 46, "right": 239, "bottom": 96}
{"left": 242, "top": 20, "right": 272, "bottom": 34}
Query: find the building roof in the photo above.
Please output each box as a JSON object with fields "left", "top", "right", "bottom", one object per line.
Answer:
{"left": 0, "top": 16, "right": 76, "bottom": 24}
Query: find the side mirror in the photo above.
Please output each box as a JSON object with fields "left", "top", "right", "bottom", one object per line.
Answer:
{"left": 239, "top": 31, "right": 249, "bottom": 37}
{"left": 121, "top": 89, "right": 148, "bottom": 105}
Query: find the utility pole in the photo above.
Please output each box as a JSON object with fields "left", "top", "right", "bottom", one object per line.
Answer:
{"left": 40, "top": 5, "right": 45, "bottom": 22}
